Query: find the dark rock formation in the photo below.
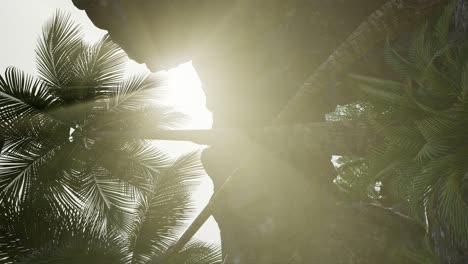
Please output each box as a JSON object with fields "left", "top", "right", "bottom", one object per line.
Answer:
{"left": 72, "top": 1, "right": 435, "bottom": 263}
{"left": 72, "top": 0, "right": 390, "bottom": 126}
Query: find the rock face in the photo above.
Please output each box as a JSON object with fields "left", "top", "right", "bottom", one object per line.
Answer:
{"left": 72, "top": 0, "right": 389, "bottom": 126}
{"left": 72, "top": 1, "right": 429, "bottom": 263}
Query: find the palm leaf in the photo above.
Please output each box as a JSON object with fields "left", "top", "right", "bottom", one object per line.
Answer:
{"left": 0, "top": 9, "right": 220, "bottom": 264}
{"left": 130, "top": 150, "right": 205, "bottom": 263}
{"left": 384, "top": 38, "right": 419, "bottom": 79}
{"left": 72, "top": 34, "right": 127, "bottom": 93}
{"left": 36, "top": 11, "right": 83, "bottom": 89}
{"left": 0, "top": 67, "right": 58, "bottom": 110}
{"left": 436, "top": 165, "right": 468, "bottom": 246}
{"left": 0, "top": 144, "right": 61, "bottom": 205}
{"left": 433, "top": 0, "right": 456, "bottom": 47}
{"left": 162, "top": 241, "right": 222, "bottom": 264}
{"left": 94, "top": 140, "right": 173, "bottom": 191}
{"left": 15, "top": 232, "right": 126, "bottom": 264}
{"left": 0, "top": 67, "right": 60, "bottom": 136}
{"left": 0, "top": 222, "right": 31, "bottom": 263}
{"left": 79, "top": 165, "right": 139, "bottom": 237}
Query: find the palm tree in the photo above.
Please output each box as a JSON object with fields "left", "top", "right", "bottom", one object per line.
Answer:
{"left": 1, "top": 151, "right": 221, "bottom": 264}
{"left": 346, "top": 3, "right": 468, "bottom": 262}
{"left": 276, "top": 0, "right": 449, "bottom": 123}
{"left": 0, "top": 11, "right": 220, "bottom": 264}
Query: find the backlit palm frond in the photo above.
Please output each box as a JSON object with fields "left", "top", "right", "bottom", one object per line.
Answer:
{"left": 1, "top": 129, "right": 58, "bottom": 155}
{"left": 15, "top": 232, "right": 126, "bottom": 264}
{"left": 141, "top": 107, "right": 190, "bottom": 130}
{"left": 94, "top": 140, "right": 173, "bottom": 191}
{"left": 129, "top": 150, "right": 205, "bottom": 263}
{"left": 0, "top": 98, "right": 42, "bottom": 138}
{"left": 79, "top": 165, "right": 139, "bottom": 237}
{"left": 162, "top": 241, "right": 222, "bottom": 264}
{"left": 72, "top": 34, "right": 127, "bottom": 95}
{"left": 44, "top": 35, "right": 126, "bottom": 123}
{"left": 0, "top": 67, "right": 58, "bottom": 110}
{"left": 36, "top": 11, "right": 83, "bottom": 89}
{"left": 0, "top": 67, "right": 61, "bottom": 137}
{"left": 0, "top": 134, "right": 84, "bottom": 233}
{"left": 1, "top": 9, "right": 219, "bottom": 264}
{"left": 94, "top": 73, "right": 185, "bottom": 131}
{"left": 97, "top": 107, "right": 189, "bottom": 134}
{"left": 110, "top": 73, "right": 161, "bottom": 110}
{"left": 0, "top": 144, "right": 61, "bottom": 207}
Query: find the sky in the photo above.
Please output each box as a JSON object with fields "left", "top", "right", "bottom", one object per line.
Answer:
{"left": 0, "top": 0, "right": 219, "bottom": 244}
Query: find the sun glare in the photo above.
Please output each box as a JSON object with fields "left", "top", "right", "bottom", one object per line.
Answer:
{"left": 125, "top": 60, "right": 213, "bottom": 130}
{"left": 125, "top": 60, "right": 219, "bottom": 243}
{"left": 166, "top": 62, "right": 213, "bottom": 129}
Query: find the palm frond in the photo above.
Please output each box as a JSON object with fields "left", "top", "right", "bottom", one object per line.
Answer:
{"left": 1, "top": 9, "right": 219, "bottom": 264}
{"left": 162, "top": 241, "right": 222, "bottom": 264}
{"left": 0, "top": 144, "right": 61, "bottom": 206}
{"left": 0, "top": 67, "right": 61, "bottom": 136}
{"left": 342, "top": 4, "right": 468, "bottom": 254}
{"left": 433, "top": 0, "right": 456, "bottom": 47}
{"left": 435, "top": 166, "right": 468, "bottom": 246}
{"left": 384, "top": 38, "right": 419, "bottom": 79}
{"left": 79, "top": 165, "right": 139, "bottom": 237}
{"left": 72, "top": 34, "right": 127, "bottom": 93}
{"left": 36, "top": 11, "right": 83, "bottom": 89}
{"left": 130, "top": 150, "right": 205, "bottom": 263}
{"left": 357, "top": 82, "right": 415, "bottom": 109}
{"left": 88, "top": 72, "right": 189, "bottom": 131}
{"left": 94, "top": 140, "right": 173, "bottom": 191}
{"left": 15, "top": 232, "right": 126, "bottom": 264}
{"left": 0, "top": 67, "right": 58, "bottom": 110}
{"left": 0, "top": 224, "right": 31, "bottom": 263}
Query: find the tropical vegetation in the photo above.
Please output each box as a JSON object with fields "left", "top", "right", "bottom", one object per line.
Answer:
{"left": 333, "top": 2, "right": 468, "bottom": 262}
{"left": 0, "top": 11, "right": 220, "bottom": 264}
{"left": 2, "top": 1, "right": 468, "bottom": 263}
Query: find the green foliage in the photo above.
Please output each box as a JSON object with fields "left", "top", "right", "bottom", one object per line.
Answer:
{"left": 0, "top": 11, "right": 220, "bottom": 264}
{"left": 344, "top": 0, "right": 468, "bottom": 254}
{"left": 333, "top": 156, "right": 378, "bottom": 202}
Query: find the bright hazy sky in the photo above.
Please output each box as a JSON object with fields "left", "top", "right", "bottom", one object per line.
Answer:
{"left": 1, "top": 0, "right": 219, "bottom": 244}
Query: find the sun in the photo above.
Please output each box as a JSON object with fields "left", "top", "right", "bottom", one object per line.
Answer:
{"left": 166, "top": 62, "right": 213, "bottom": 130}
{"left": 125, "top": 60, "right": 213, "bottom": 130}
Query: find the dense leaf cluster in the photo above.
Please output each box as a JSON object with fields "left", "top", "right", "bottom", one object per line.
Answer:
{"left": 0, "top": 11, "right": 220, "bottom": 264}
{"left": 333, "top": 3, "right": 468, "bottom": 261}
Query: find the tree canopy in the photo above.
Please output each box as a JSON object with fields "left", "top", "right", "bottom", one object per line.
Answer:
{"left": 0, "top": 11, "right": 220, "bottom": 264}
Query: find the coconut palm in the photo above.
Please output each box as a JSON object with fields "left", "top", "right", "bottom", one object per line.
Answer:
{"left": 0, "top": 151, "right": 221, "bottom": 264}
{"left": 347, "top": 3, "right": 468, "bottom": 262}
{"left": 0, "top": 11, "right": 220, "bottom": 264}
{"left": 276, "top": 0, "right": 449, "bottom": 122}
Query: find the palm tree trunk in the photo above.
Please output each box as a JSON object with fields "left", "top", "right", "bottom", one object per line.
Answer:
{"left": 276, "top": 0, "right": 448, "bottom": 123}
